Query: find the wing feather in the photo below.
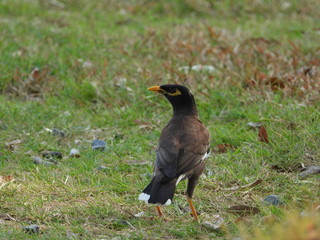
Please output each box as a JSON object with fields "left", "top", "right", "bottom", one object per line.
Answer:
{"left": 155, "top": 116, "right": 210, "bottom": 179}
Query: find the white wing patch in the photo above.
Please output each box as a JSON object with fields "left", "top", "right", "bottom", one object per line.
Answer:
{"left": 138, "top": 193, "right": 172, "bottom": 206}
{"left": 201, "top": 152, "right": 210, "bottom": 160}
{"left": 176, "top": 174, "right": 186, "bottom": 186}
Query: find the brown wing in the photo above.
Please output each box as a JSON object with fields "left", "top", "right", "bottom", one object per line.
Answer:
{"left": 156, "top": 116, "right": 210, "bottom": 179}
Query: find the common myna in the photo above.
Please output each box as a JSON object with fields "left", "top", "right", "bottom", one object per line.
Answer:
{"left": 139, "top": 84, "right": 210, "bottom": 221}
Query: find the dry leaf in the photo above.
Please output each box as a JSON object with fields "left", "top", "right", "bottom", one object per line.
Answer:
{"left": 271, "top": 163, "right": 304, "bottom": 173}
{"left": 0, "top": 213, "right": 16, "bottom": 221}
{"left": 235, "top": 217, "right": 252, "bottom": 224}
{"left": 134, "top": 119, "right": 152, "bottom": 129}
{"left": 227, "top": 205, "right": 260, "bottom": 216}
{"left": 213, "top": 144, "right": 235, "bottom": 153}
{"left": 5, "top": 139, "right": 22, "bottom": 151}
{"left": 0, "top": 176, "right": 15, "bottom": 189}
{"left": 258, "top": 126, "right": 269, "bottom": 143}
{"left": 207, "top": 26, "right": 219, "bottom": 39}
{"left": 245, "top": 78, "right": 257, "bottom": 87}
{"left": 265, "top": 76, "right": 285, "bottom": 91}
{"left": 287, "top": 122, "right": 297, "bottom": 130}
{"left": 0, "top": 176, "right": 15, "bottom": 184}
{"left": 29, "top": 67, "right": 40, "bottom": 80}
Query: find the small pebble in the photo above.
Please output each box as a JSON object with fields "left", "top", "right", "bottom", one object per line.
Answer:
{"left": 41, "top": 151, "right": 62, "bottom": 159}
{"left": 205, "top": 169, "right": 214, "bottom": 177}
{"left": 52, "top": 128, "right": 65, "bottom": 137}
{"left": 262, "top": 195, "right": 283, "bottom": 206}
{"left": 202, "top": 215, "right": 224, "bottom": 231}
{"left": 32, "top": 156, "right": 55, "bottom": 165}
{"left": 24, "top": 224, "right": 39, "bottom": 234}
{"left": 92, "top": 140, "right": 106, "bottom": 151}
{"left": 299, "top": 165, "right": 320, "bottom": 178}
{"left": 134, "top": 211, "right": 144, "bottom": 217}
{"left": 66, "top": 230, "right": 77, "bottom": 239}
{"left": 69, "top": 149, "right": 80, "bottom": 158}
{"left": 247, "top": 122, "right": 262, "bottom": 128}
{"left": 97, "top": 165, "right": 108, "bottom": 171}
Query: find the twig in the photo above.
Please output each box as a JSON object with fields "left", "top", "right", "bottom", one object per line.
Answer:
{"left": 223, "top": 179, "right": 262, "bottom": 191}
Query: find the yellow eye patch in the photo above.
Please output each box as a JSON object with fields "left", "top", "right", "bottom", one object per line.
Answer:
{"left": 165, "top": 89, "right": 182, "bottom": 96}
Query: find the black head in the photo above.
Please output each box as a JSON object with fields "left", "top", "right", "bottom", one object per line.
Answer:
{"left": 148, "top": 84, "right": 198, "bottom": 116}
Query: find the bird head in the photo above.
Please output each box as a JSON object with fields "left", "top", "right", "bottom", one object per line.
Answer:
{"left": 148, "top": 84, "right": 197, "bottom": 116}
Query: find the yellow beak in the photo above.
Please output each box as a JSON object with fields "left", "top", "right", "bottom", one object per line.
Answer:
{"left": 147, "top": 86, "right": 161, "bottom": 92}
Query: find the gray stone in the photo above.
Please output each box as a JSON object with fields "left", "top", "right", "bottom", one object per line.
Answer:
{"left": 24, "top": 224, "right": 39, "bottom": 234}
{"left": 66, "top": 230, "right": 78, "bottom": 239}
{"left": 41, "top": 151, "right": 62, "bottom": 159}
{"left": 262, "top": 195, "right": 283, "bottom": 206}
{"left": 69, "top": 148, "right": 80, "bottom": 158}
{"left": 299, "top": 165, "right": 320, "bottom": 178}
{"left": 32, "top": 156, "right": 55, "bottom": 165}
{"left": 97, "top": 165, "right": 108, "bottom": 171}
{"left": 52, "top": 128, "right": 65, "bottom": 137}
{"left": 202, "top": 215, "right": 224, "bottom": 231}
{"left": 92, "top": 140, "right": 106, "bottom": 151}
{"left": 205, "top": 169, "right": 214, "bottom": 177}
{"left": 247, "top": 122, "right": 262, "bottom": 128}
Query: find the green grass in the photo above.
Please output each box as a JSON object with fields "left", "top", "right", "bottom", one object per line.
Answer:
{"left": 0, "top": 0, "right": 320, "bottom": 239}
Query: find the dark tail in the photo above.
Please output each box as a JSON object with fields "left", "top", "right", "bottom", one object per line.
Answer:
{"left": 139, "top": 176, "right": 176, "bottom": 205}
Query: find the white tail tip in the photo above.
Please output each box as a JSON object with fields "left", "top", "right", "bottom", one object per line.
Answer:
{"left": 138, "top": 193, "right": 172, "bottom": 206}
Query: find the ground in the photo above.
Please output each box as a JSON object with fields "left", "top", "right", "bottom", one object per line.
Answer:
{"left": 0, "top": 0, "right": 319, "bottom": 239}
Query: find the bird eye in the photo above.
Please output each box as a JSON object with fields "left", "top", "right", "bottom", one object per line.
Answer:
{"left": 167, "top": 88, "right": 176, "bottom": 94}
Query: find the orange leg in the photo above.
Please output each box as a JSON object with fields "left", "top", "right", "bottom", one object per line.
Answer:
{"left": 156, "top": 206, "right": 163, "bottom": 217}
{"left": 187, "top": 196, "right": 199, "bottom": 222}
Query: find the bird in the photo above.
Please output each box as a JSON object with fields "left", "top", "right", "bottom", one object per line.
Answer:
{"left": 138, "top": 84, "right": 210, "bottom": 221}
